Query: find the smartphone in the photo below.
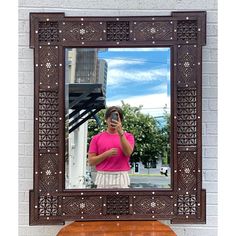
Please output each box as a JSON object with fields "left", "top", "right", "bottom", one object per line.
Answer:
{"left": 111, "top": 112, "right": 119, "bottom": 121}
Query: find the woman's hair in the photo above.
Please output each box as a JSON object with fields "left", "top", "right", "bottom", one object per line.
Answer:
{"left": 105, "top": 106, "right": 123, "bottom": 122}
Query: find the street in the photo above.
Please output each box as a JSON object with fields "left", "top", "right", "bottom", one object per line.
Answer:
{"left": 129, "top": 174, "right": 171, "bottom": 189}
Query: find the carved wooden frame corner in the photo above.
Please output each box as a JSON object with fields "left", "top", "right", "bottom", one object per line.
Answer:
{"left": 29, "top": 11, "right": 207, "bottom": 225}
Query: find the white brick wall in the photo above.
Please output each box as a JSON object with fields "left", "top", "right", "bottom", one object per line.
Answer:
{"left": 18, "top": 1, "right": 217, "bottom": 235}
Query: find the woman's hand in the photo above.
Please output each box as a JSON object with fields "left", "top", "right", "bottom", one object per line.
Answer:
{"left": 106, "top": 148, "right": 118, "bottom": 157}
{"left": 110, "top": 119, "right": 123, "bottom": 135}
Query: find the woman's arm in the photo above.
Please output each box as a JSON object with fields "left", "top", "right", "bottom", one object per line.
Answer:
{"left": 119, "top": 132, "right": 134, "bottom": 156}
{"left": 111, "top": 120, "right": 134, "bottom": 156}
{"left": 88, "top": 148, "right": 118, "bottom": 166}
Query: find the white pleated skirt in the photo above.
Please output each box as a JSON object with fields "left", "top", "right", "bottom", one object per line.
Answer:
{"left": 95, "top": 171, "right": 130, "bottom": 188}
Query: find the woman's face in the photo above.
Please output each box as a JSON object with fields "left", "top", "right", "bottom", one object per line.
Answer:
{"left": 106, "top": 112, "right": 121, "bottom": 130}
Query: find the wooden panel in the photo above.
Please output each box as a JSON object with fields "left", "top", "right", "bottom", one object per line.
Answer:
{"left": 56, "top": 221, "right": 176, "bottom": 236}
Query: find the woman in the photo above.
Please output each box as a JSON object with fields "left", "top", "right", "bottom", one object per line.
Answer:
{"left": 88, "top": 106, "right": 135, "bottom": 188}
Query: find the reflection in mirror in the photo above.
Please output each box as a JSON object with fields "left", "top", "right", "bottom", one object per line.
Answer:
{"left": 65, "top": 48, "right": 171, "bottom": 189}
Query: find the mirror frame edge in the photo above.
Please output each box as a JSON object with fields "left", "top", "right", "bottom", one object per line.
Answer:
{"left": 29, "top": 11, "right": 206, "bottom": 225}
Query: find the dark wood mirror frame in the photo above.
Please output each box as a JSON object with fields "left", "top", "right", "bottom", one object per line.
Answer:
{"left": 29, "top": 11, "right": 206, "bottom": 225}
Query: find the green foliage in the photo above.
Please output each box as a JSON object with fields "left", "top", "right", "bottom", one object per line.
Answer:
{"left": 87, "top": 102, "right": 170, "bottom": 166}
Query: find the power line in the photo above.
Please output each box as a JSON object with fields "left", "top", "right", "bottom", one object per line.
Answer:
{"left": 140, "top": 107, "right": 170, "bottom": 110}
{"left": 98, "top": 57, "right": 169, "bottom": 66}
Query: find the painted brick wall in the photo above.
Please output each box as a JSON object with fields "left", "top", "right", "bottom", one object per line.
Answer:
{"left": 18, "top": 1, "right": 217, "bottom": 235}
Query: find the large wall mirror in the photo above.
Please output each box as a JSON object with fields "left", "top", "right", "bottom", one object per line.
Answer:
{"left": 29, "top": 12, "right": 206, "bottom": 225}
{"left": 64, "top": 47, "right": 171, "bottom": 189}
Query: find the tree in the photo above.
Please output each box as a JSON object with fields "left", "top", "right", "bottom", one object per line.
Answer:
{"left": 157, "top": 110, "right": 171, "bottom": 165}
{"left": 87, "top": 102, "right": 170, "bottom": 166}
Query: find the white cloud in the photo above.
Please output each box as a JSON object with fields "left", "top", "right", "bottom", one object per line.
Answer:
{"left": 107, "top": 68, "right": 169, "bottom": 86}
{"left": 107, "top": 93, "right": 170, "bottom": 117}
{"left": 106, "top": 58, "right": 143, "bottom": 68}
{"left": 150, "top": 83, "right": 168, "bottom": 93}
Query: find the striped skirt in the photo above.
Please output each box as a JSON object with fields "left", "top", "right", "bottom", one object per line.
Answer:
{"left": 95, "top": 171, "right": 130, "bottom": 188}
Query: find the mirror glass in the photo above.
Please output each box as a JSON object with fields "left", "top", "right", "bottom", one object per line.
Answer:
{"left": 65, "top": 47, "right": 171, "bottom": 189}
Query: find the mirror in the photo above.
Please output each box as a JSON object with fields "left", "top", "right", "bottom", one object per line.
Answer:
{"left": 64, "top": 47, "right": 171, "bottom": 189}
{"left": 29, "top": 12, "right": 206, "bottom": 225}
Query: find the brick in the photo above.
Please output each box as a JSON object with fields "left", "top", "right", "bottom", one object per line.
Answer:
{"left": 207, "top": 193, "right": 218, "bottom": 205}
{"left": 18, "top": 59, "right": 34, "bottom": 72}
{"left": 24, "top": 120, "right": 33, "bottom": 132}
{"left": 19, "top": 84, "right": 33, "bottom": 96}
{"left": 18, "top": 168, "right": 25, "bottom": 179}
{"left": 113, "top": 10, "right": 171, "bottom": 17}
{"left": 207, "top": 11, "right": 218, "bottom": 23}
{"left": 203, "top": 87, "right": 217, "bottom": 99}
{"left": 207, "top": 24, "right": 217, "bottom": 36}
{"left": 18, "top": 226, "right": 56, "bottom": 236}
{"left": 203, "top": 158, "right": 217, "bottom": 170}
{"left": 19, "top": 168, "right": 33, "bottom": 179}
{"left": 204, "top": 147, "right": 217, "bottom": 158}
{"left": 202, "top": 62, "right": 217, "bottom": 74}
{"left": 202, "top": 111, "right": 217, "bottom": 123}
{"left": 64, "top": 9, "right": 171, "bottom": 18}
{"left": 25, "top": 144, "right": 33, "bottom": 156}
{"left": 19, "top": 144, "right": 25, "bottom": 155}
{"left": 19, "top": 202, "right": 30, "bottom": 214}
{"left": 62, "top": 0, "right": 177, "bottom": 10}
{"left": 184, "top": 227, "right": 217, "bottom": 236}
{"left": 208, "top": 99, "right": 217, "bottom": 111}
{"left": 18, "top": 214, "right": 29, "bottom": 226}
{"left": 202, "top": 123, "right": 207, "bottom": 135}
{"left": 18, "top": 20, "right": 29, "bottom": 33}
{"left": 24, "top": 96, "right": 33, "bottom": 108}
{"left": 207, "top": 204, "right": 218, "bottom": 216}
{"left": 202, "top": 99, "right": 208, "bottom": 111}
{"left": 19, "top": 191, "right": 29, "bottom": 203}
{"left": 176, "top": 0, "right": 217, "bottom": 10}
{"left": 206, "top": 216, "right": 218, "bottom": 227}
{"left": 202, "top": 182, "right": 218, "bottom": 193}
{"left": 202, "top": 49, "right": 211, "bottom": 62}
{"left": 206, "top": 123, "right": 217, "bottom": 134}
{"left": 19, "top": 96, "right": 25, "bottom": 108}
{"left": 19, "top": 192, "right": 26, "bottom": 203}
{"left": 19, "top": 179, "right": 33, "bottom": 192}
{"left": 19, "top": 132, "right": 33, "bottom": 144}
{"left": 19, "top": 120, "right": 25, "bottom": 132}
{"left": 19, "top": 8, "right": 52, "bottom": 20}
{"left": 203, "top": 170, "right": 218, "bottom": 181}
{"left": 18, "top": 72, "right": 34, "bottom": 84}
{"left": 23, "top": 73, "right": 34, "bottom": 84}
{"left": 202, "top": 75, "right": 209, "bottom": 86}
{"left": 209, "top": 49, "right": 217, "bottom": 61}
{"left": 18, "top": 156, "right": 33, "bottom": 168}
{"left": 19, "top": 33, "right": 29, "bottom": 47}
{"left": 19, "top": 108, "right": 33, "bottom": 120}
{"left": 170, "top": 228, "right": 184, "bottom": 236}
{"left": 206, "top": 37, "right": 217, "bottom": 49}
{"left": 25, "top": 168, "right": 34, "bottom": 179}
{"left": 19, "top": 46, "right": 33, "bottom": 59}
{"left": 19, "top": 0, "right": 63, "bottom": 8}
{"left": 40, "top": 226, "right": 71, "bottom": 235}
{"left": 19, "top": 72, "right": 24, "bottom": 84}
{"left": 19, "top": 72, "right": 25, "bottom": 83}
{"left": 203, "top": 48, "right": 217, "bottom": 62}
{"left": 208, "top": 74, "right": 218, "bottom": 86}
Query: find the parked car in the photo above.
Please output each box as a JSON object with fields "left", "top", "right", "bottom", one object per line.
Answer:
{"left": 160, "top": 166, "right": 170, "bottom": 176}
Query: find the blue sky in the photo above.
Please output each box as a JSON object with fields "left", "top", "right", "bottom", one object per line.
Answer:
{"left": 98, "top": 48, "right": 171, "bottom": 118}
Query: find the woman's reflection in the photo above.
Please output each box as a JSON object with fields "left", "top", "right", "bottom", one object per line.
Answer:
{"left": 88, "top": 106, "right": 135, "bottom": 188}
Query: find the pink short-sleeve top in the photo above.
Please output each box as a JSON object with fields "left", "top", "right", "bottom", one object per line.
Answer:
{"left": 88, "top": 131, "right": 135, "bottom": 171}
